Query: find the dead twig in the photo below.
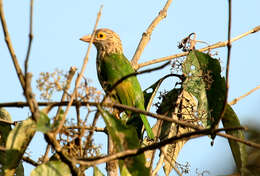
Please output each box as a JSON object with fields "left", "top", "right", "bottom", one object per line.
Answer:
{"left": 137, "top": 25, "right": 260, "bottom": 69}
{"left": 214, "top": 0, "right": 233, "bottom": 132}
{"left": 74, "top": 126, "right": 255, "bottom": 167}
{"left": 131, "top": 0, "right": 173, "bottom": 68}
{"left": 24, "top": 0, "right": 34, "bottom": 76}
{"left": 54, "top": 6, "right": 103, "bottom": 134}
{"left": 229, "top": 84, "right": 260, "bottom": 105}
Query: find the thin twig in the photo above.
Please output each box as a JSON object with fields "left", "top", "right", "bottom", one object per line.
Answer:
{"left": 41, "top": 144, "right": 51, "bottom": 163}
{"left": 217, "top": 132, "right": 260, "bottom": 148}
{"left": 0, "top": 0, "right": 25, "bottom": 88}
{"left": 212, "top": 0, "right": 232, "bottom": 132}
{"left": 229, "top": 84, "right": 260, "bottom": 105}
{"left": 0, "top": 100, "right": 204, "bottom": 130}
{"left": 152, "top": 153, "right": 164, "bottom": 176}
{"left": 22, "top": 156, "right": 39, "bottom": 167}
{"left": 54, "top": 6, "right": 103, "bottom": 134}
{"left": 74, "top": 126, "right": 254, "bottom": 167}
{"left": 24, "top": 0, "right": 34, "bottom": 76}
{"left": 131, "top": 0, "right": 173, "bottom": 68}
{"left": 137, "top": 25, "right": 260, "bottom": 69}
{"left": 44, "top": 133, "right": 79, "bottom": 175}
{"left": 54, "top": 66, "right": 77, "bottom": 121}
{"left": 66, "top": 126, "right": 106, "bottom": 133}
{"left": 161, "top": 148, "right": 182, "bottom": 176}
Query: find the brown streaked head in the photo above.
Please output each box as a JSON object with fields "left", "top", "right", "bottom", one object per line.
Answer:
{"left": 80, "top": 28, "right": 123, "bottom": 56}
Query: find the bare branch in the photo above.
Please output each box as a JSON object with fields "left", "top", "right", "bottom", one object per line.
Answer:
{"left": 161, "top": 149, "right": 182, "bottom": 176}
{"left": 22, "top": 156, "right": 39, "bottom": 167}
{"left": 131, "top": 0, "right": 173, "bottom": 68}
{"left": 0, "top": 0, "right": 25, "bottom": 88}
{"left": 229, "top": 84, "right": 260, "bottom": 105}
{"left": 24, "top": 0, "right": 34, "bottom": 76}
{"left": 54, "top": 66, "right": 77, "bottom": 121}
{"left": 217, "top": 132, "right": 260, "bottom": 148}
{"left": 55, "top": 6, "right": 103, "bottom": 134}
{"left": 0, "top": 100, "right": 203, "bottom": 130}
{"left": 137, "top": 25, "right": 260, "bottom": 69}
{"left": 214, "top": 0, "right": 233, "bottom": 132}
{"left": 74, "top": 126, "right": 253, "bottom": 167}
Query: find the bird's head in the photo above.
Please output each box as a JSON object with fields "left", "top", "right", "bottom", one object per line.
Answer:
{"left": 80, "top": 28, "right": 123, "bottom": 56}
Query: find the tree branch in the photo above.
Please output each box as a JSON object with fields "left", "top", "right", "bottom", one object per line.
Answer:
{"left": 131, "top": 0, "right": 173, "bottom": 68}
{"left": 136, "top": 25, "right": 260, "bottom": 69}
{"left": 54, "top": 6, "right": 103, "bottom": 134}
{"left": 229, "top": 84, "right": 260, "bottom": 105}
{"left": 0, "top": 100, "right": 203, "bottom": 130}
{"left": 214, "top": 0, "right": 233, "bottom": 132}
{"left": 24, "top": 0, "right": 34, "bottom": 76}
{"left": 74, "top": 126, "right": 253, "bottom": 167}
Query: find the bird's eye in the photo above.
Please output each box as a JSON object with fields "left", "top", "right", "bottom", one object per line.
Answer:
{"left": 97, "top": 32, "right": 106, "bottom": 39}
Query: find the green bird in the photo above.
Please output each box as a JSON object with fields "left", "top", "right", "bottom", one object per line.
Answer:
{"left": 80, "top": 28, "right": 154, "bottom": 139}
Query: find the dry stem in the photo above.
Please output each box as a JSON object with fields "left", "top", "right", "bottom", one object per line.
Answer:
{"left": 229, "top": 84, "right": 260, "bottom": 105}
{"left": 137, "top": 25, "right": 260, "bottom": 69}
{"left": 131, "top": 0, "right": 173, "bottom": 68}
{"left": 55, "top": 6, "right": 103, "bottom": 134}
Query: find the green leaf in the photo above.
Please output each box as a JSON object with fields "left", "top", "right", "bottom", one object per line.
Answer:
{"left": 156, "top": 88, "right": 181, "bottom": 138}
{"left": 30, "top": 161, "right": 71, "bottom": 176}
{"left": 4, "top": 118, "right": 36, "bottom": 175}
{"left": 98, "top": 106, "right": 149, "bottom": 176}
{"left": 222, "top": 105, "right": 248, "bottom": 175}
{"left": 52, "top": 109, "right": 64, "bottom": 130}
{"left": 143, "top": 75, "right": 171, "bottom": 111}
{"left": 93, "top": 166, "right": 105, "bottom": 176}
{"left": 0, "top": 108, "right": 12, "bottom": 146}
{"left": 182, "top": 50, "right": 226, "bottom": 127}
{"left": 36, "top": 111, "right": 51, "bottom": 133}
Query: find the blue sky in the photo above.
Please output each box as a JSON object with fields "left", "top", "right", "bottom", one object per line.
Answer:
{"left": 1, "top": 0, "right": 260, "bottom": 175}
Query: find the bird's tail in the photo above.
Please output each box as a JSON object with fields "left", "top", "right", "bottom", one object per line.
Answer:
{"left": 140, "top": 114, "right": 154, "bottom": 140}
{"left": 127, "top": 113, "right": 154, "bottom": 140}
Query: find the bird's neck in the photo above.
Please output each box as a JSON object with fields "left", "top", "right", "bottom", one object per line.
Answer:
{"left": 96, "top": 43, "right": 123, "bottom": 58}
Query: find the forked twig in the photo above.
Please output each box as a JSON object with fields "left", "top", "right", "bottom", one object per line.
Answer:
{"left": 131, "top": 0, "right": 173, "bottom": 68}
{"left": 54, "top": 6, "right": 103, "bottom": 134}
{"left": 137, "top": 25, "right": 260, "bottom": 69}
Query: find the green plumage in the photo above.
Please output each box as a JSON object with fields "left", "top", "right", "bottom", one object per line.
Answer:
{"left": 81, "top": 28, "right": 154, "bottom": 139}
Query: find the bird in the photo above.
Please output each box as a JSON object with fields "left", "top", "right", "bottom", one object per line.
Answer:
{"left": 80, "top": 28, "right": 154, "bottom": 139}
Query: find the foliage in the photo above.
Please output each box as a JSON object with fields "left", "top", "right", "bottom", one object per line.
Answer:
{"left": 0, "top": 1, "right": 258, "bottom": 175}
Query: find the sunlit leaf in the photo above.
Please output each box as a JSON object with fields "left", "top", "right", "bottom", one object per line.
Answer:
{"left": 183, "top": 50, "right": 226, "bottom": 127}
{"left": 156, "top": 89, "right": 197, "bottom": 175}
{"left": 93, "top": 166, "right": 105, "bottom": 176}
{"left": 98, "top": 106, "right": 149, "bottom": 176}
{"left": 36, "top": 111, "right": 51, "bottom": 133}
{"left": 30, "top": 161, "right": 71, "bottom": 176}
{"left": 222, "top": 105, "right": 248, "bottom": 175}
{"left": 143, "top": 74, "right": 172, "bottom": 111}
{"left": 0, "top": 108, "right": 12, "bottom": 146}
{"left": 4, "top": 118, "right": 36, "bottom": 175}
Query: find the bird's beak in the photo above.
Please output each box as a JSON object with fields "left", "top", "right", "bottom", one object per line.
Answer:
{"left": 80, "top": 35, "right": 92, "bottom": 43}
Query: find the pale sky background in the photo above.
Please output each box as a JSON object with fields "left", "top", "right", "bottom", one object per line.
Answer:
{"left": 1, "top": 0, "right": 260, "bottom": 175}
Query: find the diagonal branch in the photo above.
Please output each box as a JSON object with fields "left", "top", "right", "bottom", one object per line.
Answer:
{"left": 24, "top": 0, "right": 34, "bottom": 76}
{"left": 74, "top": 126, "right": 254, "bottom": 167}
{"left": 131, "top": 0, "right": 173, "bottom": 68}
{"left": 214, "top": 0, "right": 233, "bottom": 131}
{"left": 54, "top": 6, "right": 103, "bottom": 134}
{"left": 136, "top": 25, "right": 260, "bottom": 69}
{"left": 0, "top": 0, "right": 25, "bottom": 88}
{"left": 229, "top": 84, "right": 260, "bottom": 105}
